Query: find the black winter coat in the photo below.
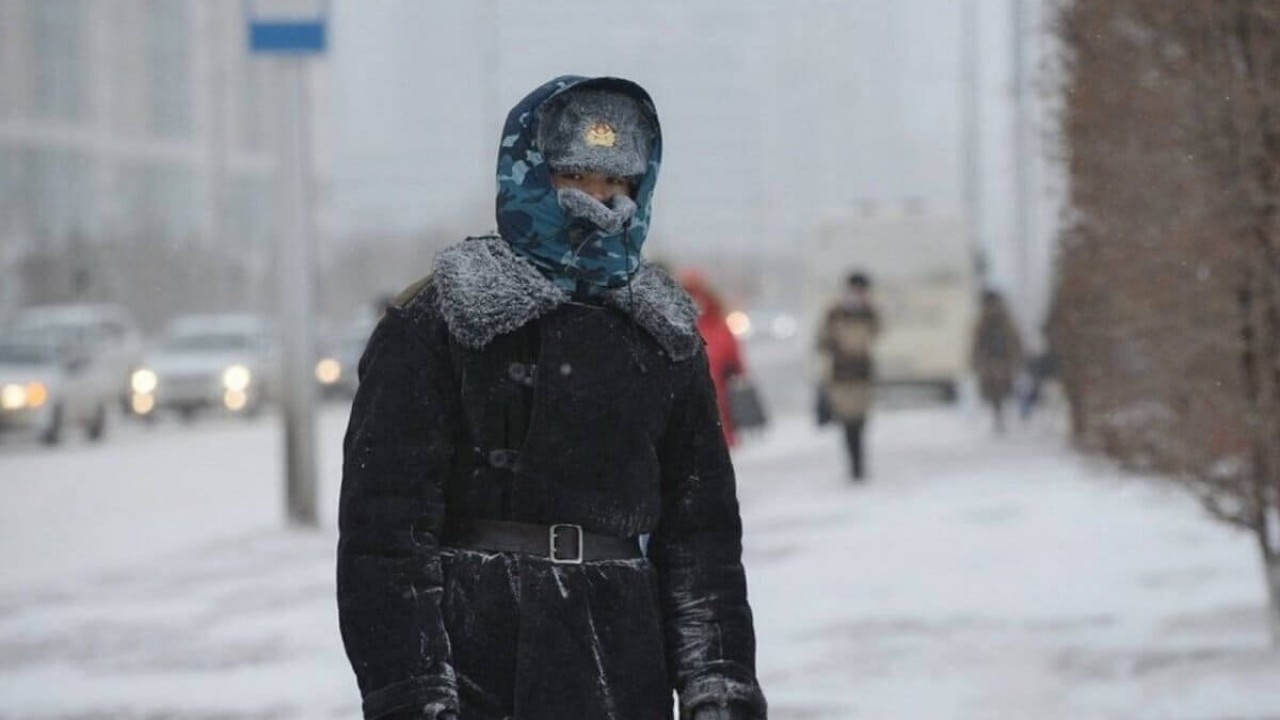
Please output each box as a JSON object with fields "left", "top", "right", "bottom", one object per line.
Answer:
{"left": 337, "top": 237, "right": 767, "bottom": 720}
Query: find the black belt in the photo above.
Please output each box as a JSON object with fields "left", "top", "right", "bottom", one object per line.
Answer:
{"left": 444, "top": 519, "right": 643, "bottom": 564}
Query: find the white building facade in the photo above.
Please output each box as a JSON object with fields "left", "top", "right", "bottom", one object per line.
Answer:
{"left": 0, "top": 0, "right": 330, "bottom": 319}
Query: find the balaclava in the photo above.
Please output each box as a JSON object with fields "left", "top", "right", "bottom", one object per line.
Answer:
{"left": 495, "top": 76, "right": 662, "bottom": 296}
{"left": 538, "top": 88, "right": 653, "bottom": 236}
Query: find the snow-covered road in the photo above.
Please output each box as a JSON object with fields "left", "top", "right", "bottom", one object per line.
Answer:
{"left": 1, "top": 403, "right": 1277, "bottom": 719}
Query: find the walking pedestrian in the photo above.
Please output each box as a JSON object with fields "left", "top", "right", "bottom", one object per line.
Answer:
{"left": 816, "top": 272, "right": 881, "bottom": 481}
{"left": 678, "top": 270, "right": 747, "bottom": 447}
{"left": 971, "top": 289, "right": 1025, "bottom": 434}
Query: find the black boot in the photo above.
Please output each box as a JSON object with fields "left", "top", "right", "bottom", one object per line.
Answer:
{"left": 845, "top": 419, "right": 866, "bottom": 481}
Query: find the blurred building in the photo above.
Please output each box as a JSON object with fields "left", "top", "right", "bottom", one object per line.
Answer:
{"left": 0, "top": 0, "right": 331, "bottom": 321}
{"left": 0, "top": 0, "right": 1059, "bottom": 335}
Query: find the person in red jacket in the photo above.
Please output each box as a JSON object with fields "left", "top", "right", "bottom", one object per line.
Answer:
{"left": 679, "top": 270, "right": 746, "bottom": 447}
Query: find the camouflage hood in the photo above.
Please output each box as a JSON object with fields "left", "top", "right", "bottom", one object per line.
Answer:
{"left": 495, "top": 76, "right": 662, "bottom": 295}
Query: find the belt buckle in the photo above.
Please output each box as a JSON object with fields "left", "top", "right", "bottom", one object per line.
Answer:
{"left": 549, "top": 524, "right": 584, "bottom": 565}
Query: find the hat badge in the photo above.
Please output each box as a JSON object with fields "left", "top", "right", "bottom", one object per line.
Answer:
{"left": 585, "top": 122, "right": 617, "bottom": 148}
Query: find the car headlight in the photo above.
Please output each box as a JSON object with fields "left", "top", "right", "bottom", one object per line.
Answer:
{"left": 25, "top": 382, "right": 48, "bottom": 408}
{"left": 131, "top": 393, "right": 155, "bottom": 415}
{"left": 131, "top": 368, "right": 158, "bottom": 394}
{"left": 315, "top": 358, "right": 342, "bottom": 385}
{"left": 726, "top": 311, "right": 752, "bottom": 337}
{"left": 0, "top": 384, "right": 26, "bottom": 410}
{"left": 222, "top": 364, "right": 252, "bottom": 391}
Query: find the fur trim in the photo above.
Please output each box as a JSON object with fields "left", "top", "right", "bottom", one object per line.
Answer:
{"left": 432, "top": 236, "right": 566, "bottom": 351}
{"left": 602, "top": 259, "right": 701, "bottom": 360}
{"left": 432, "top": 236, "right": 700, "bottom": 360}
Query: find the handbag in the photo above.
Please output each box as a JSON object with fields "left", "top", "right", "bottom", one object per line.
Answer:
{"left": 816, "top": 386, "right": 833, "bottom": 426}
{"left": 727, "top": 375, "right": 768, "bottom": 432}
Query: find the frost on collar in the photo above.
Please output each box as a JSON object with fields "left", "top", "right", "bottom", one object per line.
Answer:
{"left": 432, "top": 236, "right": 700, "bottom": 361}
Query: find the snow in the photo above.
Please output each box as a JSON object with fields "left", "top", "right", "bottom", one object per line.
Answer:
{"left": 1, "top": 403, "right": 1278, "bottom": 719}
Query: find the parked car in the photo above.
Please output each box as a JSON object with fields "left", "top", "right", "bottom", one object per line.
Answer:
{"left": 314, "top": 318, "right": 375, "bottom": 399}
{"left": 0, "top": 335, "right": 110, "bottom": 443}
{"left": 129, "top": 314, "right": 277, "bottom": 420}
{"left": 2, "top": 303, "right": 145, "bottom": 442}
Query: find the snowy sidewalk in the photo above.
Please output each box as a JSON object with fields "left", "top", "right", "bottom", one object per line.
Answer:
{"left": 1, "top": 407, "right": 1278, "bottom": 719}
{"left": 740, "top": 412, "right": 1280, "bottom": 719}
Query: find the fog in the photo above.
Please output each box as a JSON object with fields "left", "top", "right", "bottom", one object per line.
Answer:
{"left": 4, "top": 3, "right": 1280, "bottom": 718}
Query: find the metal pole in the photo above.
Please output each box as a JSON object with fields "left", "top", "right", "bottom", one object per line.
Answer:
{"left": 1011, "top": 0, "right": 1033, "bottom": 342}
{"left": 274, "top": 57, "right": 319, "bottom": 527}
{"left": 961, "top": 0, "right": 985, "bottom": 282}
{"left": 208, "top": 4, "right": 229, "bottom": 309}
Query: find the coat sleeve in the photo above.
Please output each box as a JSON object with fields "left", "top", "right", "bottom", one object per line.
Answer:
{"left": 812, "top": 312, "right": 833, "bottom": 384}
{"left": 815, "top": 310, "right": 834, "bottom": 354}
{"left": 650, "top": 347, "right": 768, "bottom": 720}
{"left": 337, "top": 303, "right": 462, "bottom": 720}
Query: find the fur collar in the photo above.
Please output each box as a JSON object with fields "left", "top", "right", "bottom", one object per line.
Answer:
{"left": 432, "top": 236, "right": 700, "bottom": 360}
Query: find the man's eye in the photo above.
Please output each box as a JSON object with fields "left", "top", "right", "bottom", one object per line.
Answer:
{"left": 608, "top": 177, "right": 628, "bottom": 186}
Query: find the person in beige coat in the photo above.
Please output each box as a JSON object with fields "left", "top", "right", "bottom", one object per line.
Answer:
{"left": 817, "top": 272, "right": 881, "bottom": 480}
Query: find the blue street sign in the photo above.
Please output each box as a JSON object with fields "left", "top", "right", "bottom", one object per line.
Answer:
{"left": 246, "top": 0, "right": 328, "bottom": 54}
{"left": 249, "top": 22, "right": 326, "bottom": 53}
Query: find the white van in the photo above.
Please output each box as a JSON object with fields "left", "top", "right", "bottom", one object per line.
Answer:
{"left": 805, "top": 211, "right": 978, "bottom": 402}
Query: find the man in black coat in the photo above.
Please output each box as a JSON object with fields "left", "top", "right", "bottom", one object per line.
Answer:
{"left": 337, "top": 75, "right": 767, "bottom": 720}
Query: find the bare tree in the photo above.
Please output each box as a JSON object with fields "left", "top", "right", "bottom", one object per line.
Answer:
{"left": 1051, "top": 0, "right": 1280, "bottom": 642}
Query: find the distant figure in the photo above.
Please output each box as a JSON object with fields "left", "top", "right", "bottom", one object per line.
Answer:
{"left": 679, "top": 270, "right": 747, "bottom": 447}
{"left": 817, "top": 272, "right": 881, "bottom": 481}
{"left": 971, "top": 289, "right": 1025, "bottom": 433}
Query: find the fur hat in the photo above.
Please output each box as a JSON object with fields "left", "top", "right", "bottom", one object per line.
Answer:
{"left": 536, "top": 87, "right": 655, "bottom": 179}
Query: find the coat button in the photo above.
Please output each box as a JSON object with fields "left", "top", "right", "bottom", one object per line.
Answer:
{"left": 559, "top": 363, "right": 572, "bottom": 376}
{"left": 488, "top": 449, "right": 519, "bottom": 469}
{"left": 508, "top": 362, "right": 536, "bottom": 386}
